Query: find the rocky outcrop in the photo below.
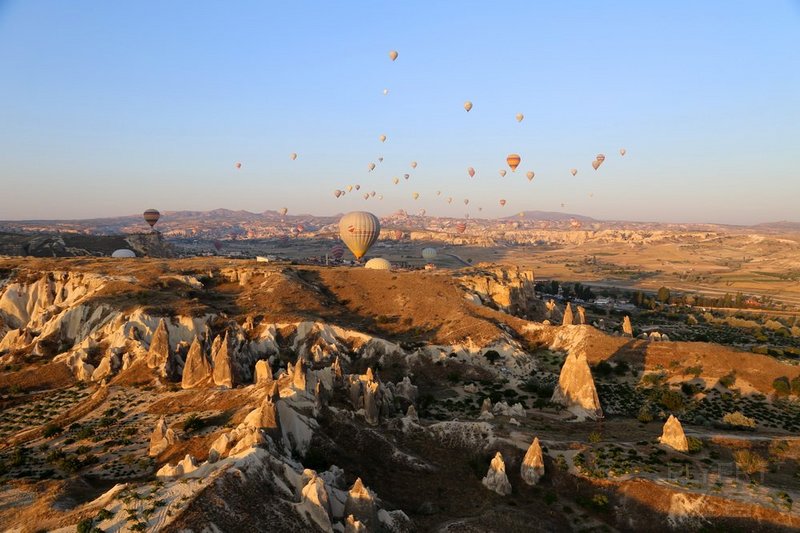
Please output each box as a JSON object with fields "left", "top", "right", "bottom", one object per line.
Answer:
{"left": 622, "top": 315, "right": 633, "bottom": 337}
{"left": 482, "top": 452, "right": 512, "bottom": 496}
{"left": 301, "top": 472, "right": 332, "bottom": 530}
{"left": 562, "top": 303, "right": 574, "bottom": 326}
{"left": 156, "top": 454, "right": 197, "bottom": 479}
{"left": 659, "top": 414, "right": 689, "bottom": 452}
{"left": 146, "top": 319, "right": 170, "bottom": 370}
{"left": 456, "top": 266, "right": 536, "bottom": 315}
{"left": 149, "top": 416, "right": 176, "bottom": 456}
{"left": 344, "top": 478, "right": 378, "bottom": 532}
{"left": 181, "top": 337, "right": 211, "bottom": 388}
{"left": 551, "top": 352, "right": 603, "bottom": 420}
{"left": 520, "top": 437, "right": 545, "bottom": 485}
{"left": 577, "top": 306, "right": 586, "bottom": 325}
{"left": 291, "top": 359, "right": 307, "bottom": 392}
{"left": 394, "top": 376, "right": 418, "bottom": 404}
{"left": 363, "top": 379, "right": 381, "bottom": 426}
{"left": 254, "top": 359, "right": 273, "bottom": 384}
{"left": 212, "top": 332, "right": 234, "bottom": 388}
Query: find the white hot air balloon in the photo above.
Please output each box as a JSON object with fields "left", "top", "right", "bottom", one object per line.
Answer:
{"left": 368, "top": 163, "right": 376, "bottom": 172}
{"left": 570, "top": 168, "right": 578, "bottom": 176}
{"left": 393, "top": 177, "right": 399, "bottom": 184}
{"left": 526, "top": 171, "right": 535, "bottom": 181}
{"left": 111, "top": 249, "right": 136, "bottom": 258}
{"left": 421, "top": 247, "right": 437, "bottom": 260}
{"left": 290, "top": 153, "right": 298, "bottom": 160}
{"left": 379, "top": 134, "right": 387, "bottom": 143}
{"left": 365, "top": 257, "right": 391, "bottom": 270}
{"left": 620, "top": 148, "right": 627, "bottom": 156}
{"left": 410, "top": 161, "right": 417, "bottom": 169}
{"left": 383, "top": 88, "right": 389, "bottom": 95}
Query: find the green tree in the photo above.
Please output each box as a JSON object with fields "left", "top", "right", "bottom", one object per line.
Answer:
{"left": 656, "top": 287, "right": 671, "bottom": 303}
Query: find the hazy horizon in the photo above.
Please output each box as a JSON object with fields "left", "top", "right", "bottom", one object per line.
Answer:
{"left": 1, "top": 1, "right": 798, "bottom": 225}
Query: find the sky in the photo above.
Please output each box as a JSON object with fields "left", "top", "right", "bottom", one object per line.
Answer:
{"left": 0, "top": 1, "right": 798, "bottom": 224}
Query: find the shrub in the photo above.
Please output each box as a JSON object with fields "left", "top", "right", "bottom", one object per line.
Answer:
{"left": 593, "top": 361, "right": 613, "bottom": 377}
{"left": 686, "top": 436, "right": 703, "bottom": 453}
{"left": 791, "top": 376, "right": 800, "bottom": 396}
{"left": 588, "top": 431, "right": 602, "bottom": 443}
{"left": 483, "top": 350, "right": 501, "bottom": 364}
{"left": 722, "top": 411, "right": 756, "bottom": 428}
{"left": 733, "top": 449, "right": 768, "bottom": 475}
{"left": 42, "top": 424, "right": 63, "bottom": 438}
{"left": 77, "top": 518, "right": 95, "bottom": 533}
{"left": 772, "top": 377, "right": 791, "bottom": 396}
{"left": 637, "top": 405, "right": 653, "bottom": 423}
{"left": 719, "top": 371, "right": 736, "bottom": 389}
{"left": 182, "top": 415, "right": 206, "bottom": 433}
{"left": 656, "top": 389, "right": 685, "bottom": 412}
{"left": 614, "top": 361, "right": 630, "bottom": 376}
{"left": 684, "top": 365, "right": 703, "bottom": 378}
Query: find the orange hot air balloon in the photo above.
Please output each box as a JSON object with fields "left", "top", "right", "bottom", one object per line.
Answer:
{"left": 464, "top": 101, "right": 473, "bottom": 112}
{"left": 456, "top": 222, "right": 467, "bottom": 233}
{"left": 526, "top": 171, "right": 535, "bottom": 181}
{"left": 516, "top": 113, "right": 524, "bottom": 122}
{"left": 506, "top": 154, "right": 521, "bottom": 172}
{"left": 499, "top": 199, "right": 507, "bottom": 207}
{"left": 467, "top": 167, "right": 476, "bottom": 178}
{"left": 412, "top": 192, "right": 419, "bottom": 200}
{"left": 143, "top": 209, "right": 160, "bottom": 228}
{"left": 570, "top": 168, "right": 578, "bottom": 176}
{"left": 393, "top": 230, "right": 403, "bottom": 240}
{"left": 347, "top": 185, "right": 353, "bottom": 192}
{"left": 389, "top": 50, "right": 398, "bottom": 61}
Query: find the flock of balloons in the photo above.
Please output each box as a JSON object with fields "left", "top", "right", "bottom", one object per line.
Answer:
{"left": 138, "top": 49, "right": 628, "bottom": 263}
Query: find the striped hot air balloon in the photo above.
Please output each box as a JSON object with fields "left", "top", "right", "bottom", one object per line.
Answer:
{"left": 506, "top": 154, "right": 521, "bottom": 172}
{"left": 339, "top": 211, "right": 380, "bottom": 260}
{"left": 456, "top": 222, "right": 467, "bottom": 234}
{"left": 143, "top": 209, "right": 160, "bottom": 229}
{"left": 330, "top": 244, "right": 344, "bottom": 260}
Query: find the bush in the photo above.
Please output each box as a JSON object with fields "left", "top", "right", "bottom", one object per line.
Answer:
{"left": 77, "top": 518, "right": 95, "bottom": 533}
{"left": 722, "top": 411, "right": 756, "bottom": 428}
{"left": 42, "top": 424, "right": 63, "bottom": 438}
{"left": 686, "top": 436, "right": 703, "bottom": 453}
{"left": 182, "top": 415, "right": 206, "bottom": 433}
{"left": 483, "top": 350, "right": 501, "bottom": 364}
{"left": 588, "top": 431, "right": 602, "bottom": 443}
{"left": 773, "top": 377, "right": 791, "bottom": 396}
{"left": 656, "top": 389, "right": 685, "bottom": 412}
{"left": 614, "top": 361, "right": 630, "bottom": 376}
{"left": 593, "top": 361, "right": 613, "bottom": 377}
{"left": 733, "top": 449, "right": 768, "bottom": 475}
{"left": 637, "top": 405, "right": 653, "bottom": 423}
{"left": 791, "top": 376, "right": 800, "bottom": 396}
{"left": 719, "top": 371, "right": 737, "bottom": 389}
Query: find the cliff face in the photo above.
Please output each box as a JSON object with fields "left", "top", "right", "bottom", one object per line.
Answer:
{"left": 456, "top": 266, "right": 539, "bottom": 316}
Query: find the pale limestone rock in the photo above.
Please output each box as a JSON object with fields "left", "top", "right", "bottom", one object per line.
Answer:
{"left": 149, "top": 416, "right": 175, "bottom": 457}
{"left": 622, "top": 316, "right": 633, "bottom": 337}
{"left": 292, "top": 359, "right": 307, "bottom": 392}
{"left": 551, "top": 352, "right": 603, "bottom": 420}
{"left": 212, "top": 332, "right": 234, "bottom": 388}
{"left": 208, "top": 432, "right": 232, "bottom": 462}
{"left": 394, "top": 376, "right": 418, "bottom": 403}
{"left": 332, "top": 356, "right": 344, "bottom": 386}
{"left": 478, "top": 397, "right": 494, "bottom": 420}
{"left": 181, "top": 337, "right": 211, "bottom": 389}
{"left": 146, "top": 319, "right": 170, "bottom": 370}
{"left": 254, "top": 359, "right": 273, "bottom": 384}
{"left": 482, "top": 452, "right": 512, "bottom": 496}
{"left": 405, "top": 405, "right": 419, "bottom": 423}
{"left": 344, "top": 478, "right": 378, "bottom": 532}
{"left": 520, "top": 437, "right": 545, "bottom": 485}
{"left": 302, "top": 472, "right": 333, "bottom": 530}
{"left": 577, "top": 306, "right": 586, "bottom": 325}
{"left": 345, "top": 515, "right": 367, "bottom": 533}
{"left": 156, "top": 454, "right": 197, "bottom": 479}
{"left": 659, "top": 414, "right": 689, "bottom": 452}
{"left": 363, "top": 380, "right": 380, "bottom": 426}
{"left": 229, "top": 427, "right": 266, "bottom": 456}
{"left": 562, "top": 303, "right": 574, "bottom": 326}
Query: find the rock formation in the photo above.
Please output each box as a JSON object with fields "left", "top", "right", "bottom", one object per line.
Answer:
{"left": 482, "top": 452, "right": 512, "bottom": 496}
{"left": 344, "top": 478, "right": 378, "bottom": 532}
{"left": 363, "top": 379, "right": 381, "bottom": 426}
{"left": 394, "top": 376, "right": 418, "bottom": 403}
{"left": 254, "top": 359, "right": 273, "bottom": 384}
{"left": 577, "top": 306, "right": 586, "bottom": 325}
{"left": 520, "top": 437, "right": 545, "bottom": 485}
{"left": 551, "top": 352, "right": 603, "bottom": 420}
{"left": 146, "top": 318, "right": 179, "bottom": 379}
{"left": 243, "top": 382, "right": 282, "bottom": 442}
{"left": 212, "top": 331, "right": 234, "bottom": 388}
{"left": 405, "top": 404, "right": 419, "bottom": 423}
{"left": 622, "top": 315, "right": 633, "bottom": 337}
{"left": 156, "top": 454, "right": 197, "bottom": 479}
{"left": 562, "top": 303, "right": 574, "bottom": 326}
{"left": 301, "top": 472, "right": 332, "bottom": 530}
{"left": 659, "top": 414, "right": 689, "bottom": 452}
{"left": 181, "top": 337, "right": 211, "bottom": 389}
{"left": 292, "top": 359, "right": 307, "bottom": 392}
{"left": 149, "top": 416, "right": 175, "bottom": 456}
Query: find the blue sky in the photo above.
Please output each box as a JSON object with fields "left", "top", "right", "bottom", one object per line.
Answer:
{"left": 1, "top": 1, "right": 798, "bottom": 224}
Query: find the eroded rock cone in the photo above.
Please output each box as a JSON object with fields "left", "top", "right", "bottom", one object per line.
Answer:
{"left": 292, "top": 359, "right": 307, "bottom": 392}
{"left": 344, "top": 478, "right": 378, "bottom": 532}
{"left": 562, "top": 303, "right": 574, "bottom": 326}
{"left": 577, "top": 306, "right": 586, "bottom": 325}
{"left": 659, "top": 414, "right": 689, "bottom": 452}
{"left": 363, "top": 379, "right": 380, "bottom": 426}
{"left": 254, "top": 359, "right": 273, "bottom": 385}
{"left": 622, "top": 315, "right": 633, "bottom": 337}
{"left": 302, "top": 472, "right": 332, "bottom": 530}
{"left": 149, "top": 416, "right": 175, "bottom": 456}
{"left": 146, "top": 318, "right": 171, "bottom": 371}
{"left": 551, "top": 352, "right": 603, "bottom": 420}
{"left": 181, "top": 337, "right": 211, "bottom": 389}
{"left": 212, "top": 331, "right": 234, "bottom": 388}
{"left": 521, "top": 437, "right": 545, "bottom": 485}
{"left": 482, "top": 452, "right": 512, "bottom": 496}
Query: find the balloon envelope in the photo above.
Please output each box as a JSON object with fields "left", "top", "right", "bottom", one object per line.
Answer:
{"left": 592, "top": 160, "right": 600, "bottom": 170}
{"left": 499, "top": 199, "right": 506, "bottom": 206}
{"left": 456, "top": 222, "right": 467, "bottom": 233}
{"left": 620, "top": 148, "right": 626, "bottom": 156}
{"left": 410, "top": 161, "right": 417, "bottom": 169}
{"left": 499, "top": 170, "right": 506, "bottom": 177}
{"left": 290, "top": 153, "right": 297, "bottom": 160}
{"left": 368, "top": 163, "right": 376, "bottom": 172}
{"left": 143, "top": 209, "right": 160, "bottom": 228}
{"left": 339, "top": 211, "right": 381, "bottom": 260}
{"left": 516, "top": 113, "right": 524, "bottom": 122}
{"left": 379, "top": 135, "right": 387, "bottom": 142}
{"left": 421, "top": 247, "right": 437, "bottom": 260}
{"left": 570, "top": 168, "right": 578, "bottom": 176}
{"left": 464, "top": 101, "right": 473, "bottom": 112}
{"left": 507, "top": 154, "right": 521, "bottom": 172}
{"left": 389, "top": 50, "right": 398, "bottom": 61}
{"left": 111, "top": 249, "right": 136, "bottom": 258}
{"left": 526, "top": 171, "right": 535, "bottom": 181}
{"left": 468, "top": 167, "right": 475, "bottom": 178}
{"left": 365, "top": 257, "right": 392, "bottom": 270}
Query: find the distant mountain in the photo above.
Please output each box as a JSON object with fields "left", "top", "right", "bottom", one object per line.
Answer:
{"left": 753, "top": 221, "right": 800, "bottom": 232}
{"left": 504, "top": 210, "right": 596, "bottom": 222}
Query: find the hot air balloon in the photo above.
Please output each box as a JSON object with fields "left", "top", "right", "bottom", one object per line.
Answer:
{"left": 507, "top": 154, "right": 521, "bottom": 172}
{"left": 365, "top": 257, "right": 392, "bottom": 270}
{"left": 235, "top": 162, "right": 242, "bottom": 169}
{"left": 213, "top": 240, "right": 223, "bottom": 252}
{"left": 143, "top": 209, "right": 160, "bottom": 229}
{"left": 410, "top": 161, "right": 417, "bottom": 169}
{"left": 393, "top": 230, "right": 403, "bottom": 240}
{"left": 596, "top": 154, "right": 605, "bottom": 163}
{"left": 456, "top": 222, "right": 467, "bottom": 233}
{"left": 619, "top": 148, "right": 626, "bottom": 156}
{"left": 447, "top": 197, "right": 453, "bottom": 204}
{"left": 378, "top": 157, "right": 384, "bottom": 163}
{"left": 378, "top": 194, "right": 383, "bottom": 200}
{"left": 389, "top": 50, "right": 398, "bottom": 61}
{"left": 412, "top": 192, "right": 419, "bottom": 200}
{"left": 363, "top": 193, "right": 369, "bottom": 199}
{"left": 570, "top": 218, "right": 582, "bottom": 229}
{"left": 111, "top": 249, "right": 136, "bottom": 258}
{"left": 339, "top": 211, "right": 380, "bottom": 260}
{"left": 290, "top": 153, "right": 297, "bottom": 161}
{"left": 280, "top": 207, "right": 288, "bottom": 216}
{"left": 464, "top": 101, "right": 473, "bottom": 112}
{"left": 334, "top": 189, "right": 343, "bottom": 198}
{"left": 379, "top": 134, "right": 387, "bottom": 143}
{"left": 436, "top": 190, "right": 441, "bottom": 196}
{"left": 331, "top": 244, "right": 344, "bottom": 260}
{"left": 421, "top": 247, "right": 437, "bottom": 260}
{"left": 592, "top": 160, "right": 600, "bottom": 170}
{"left": 516, "top": 113, "right": 524, "bottom": 122}
{"left": 499, "top": 199, "right": 507, "bottom": 207}
{"left": 526, "top": 171, "right": 535, "bottom": 181}
{"left": 347, "top": 185, "right": 354, "bottom": 192}
{"left": 468, "top": 167, "right": 476, "bottom": 178}
{"left": 355, "top": 184, "right": 361, "bottom": 190}
{"left": 478, "top": 207, "right": 483, "bottom": 211}
{"left": 403, "top": 174, "right": 410, "bottom": 180}
{"left": 393, "top": 177, "right": 400, "bottom": 184}
{"left": 570, "top": 168, "right": 578, "bottom": 176}
{"left": 370, "top": 191, "right": 376, "bottom": 197}
{"left": 368, "top": 163, "right": 376, "bottom": 172}
{"left": 499, "top": 170, "right": 507, "bottom": 177}
{"left": 383, "top": 88, "right": 389, "bottom": 95}
{"left": 463, "top": 199, "right": 469, "bottom": 205}
{"left": 296, "top": 225, "right": 304, "bottom": 233}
